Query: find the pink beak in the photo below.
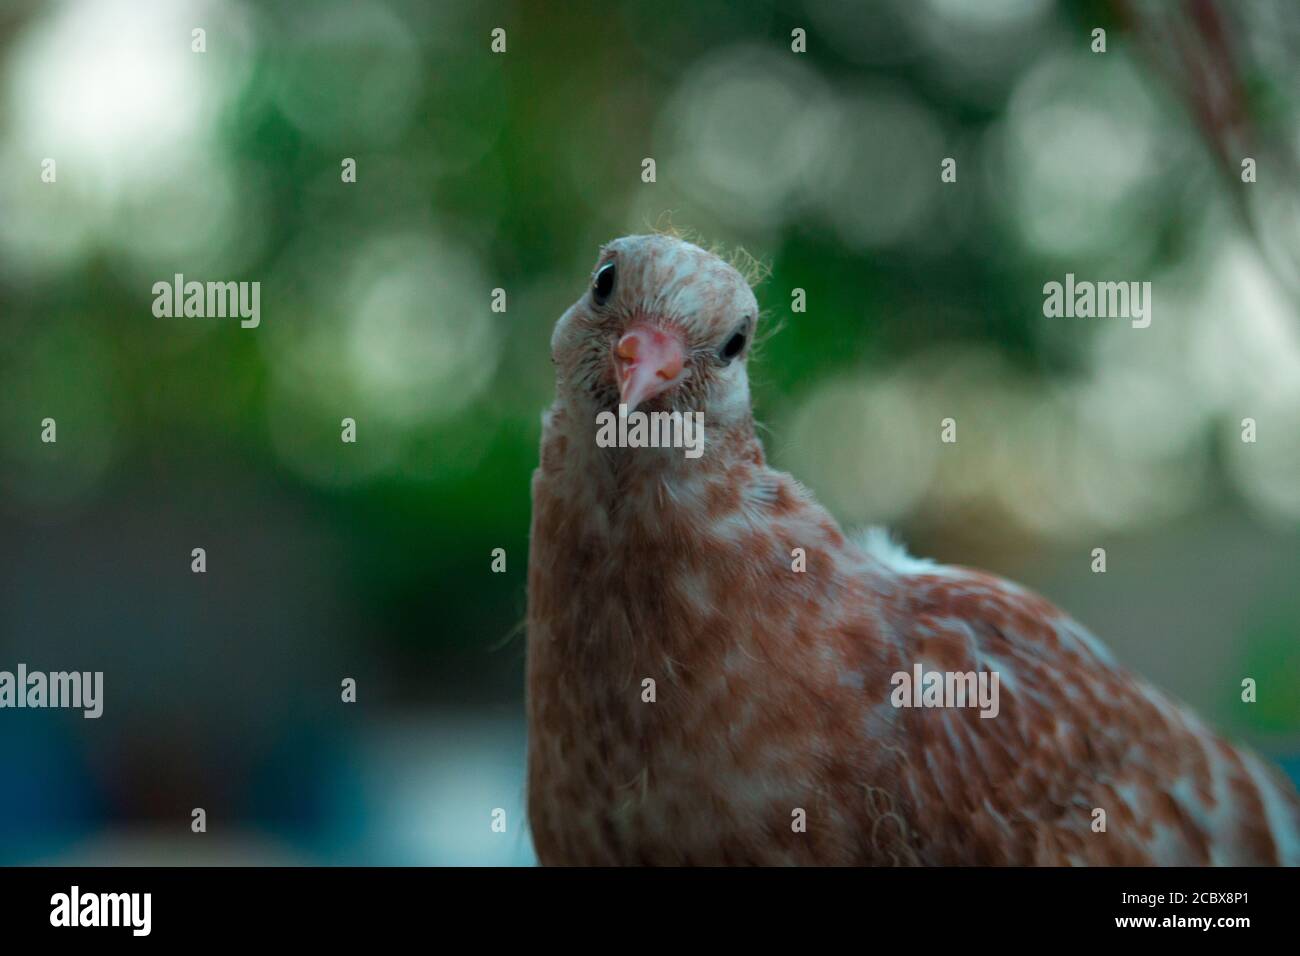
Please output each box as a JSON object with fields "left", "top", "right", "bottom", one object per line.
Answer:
{"left": 614, "top": 325, "right": 686, "bottom": 413}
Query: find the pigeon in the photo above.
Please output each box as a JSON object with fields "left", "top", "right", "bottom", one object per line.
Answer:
{"left": 525, "top": 233, "right": 1300, "bottom": 866}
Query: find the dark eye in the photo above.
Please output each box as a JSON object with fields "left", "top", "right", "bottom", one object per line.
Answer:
{"left": 593, "top": 261, "right": 616, "bottom": 306}
{"left": 719, "top": 325, "right": 748, "bottom": 362}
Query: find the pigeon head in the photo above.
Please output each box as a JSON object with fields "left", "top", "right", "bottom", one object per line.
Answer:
{"left": 550, "top": 234, "right": 760, "bottom": 429}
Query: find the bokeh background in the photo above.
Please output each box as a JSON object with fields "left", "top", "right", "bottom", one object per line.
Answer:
{"left": 1, "top": 0, "right": 1297, "bottom": 865}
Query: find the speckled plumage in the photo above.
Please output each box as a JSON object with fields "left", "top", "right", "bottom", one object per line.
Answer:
{"left": 525, "top": 234, "right": 1300, "bottom": 866}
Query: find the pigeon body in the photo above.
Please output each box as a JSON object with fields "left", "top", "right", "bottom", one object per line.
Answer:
{"left": 525, "top": 234, "right": 1300, "bottom": 866}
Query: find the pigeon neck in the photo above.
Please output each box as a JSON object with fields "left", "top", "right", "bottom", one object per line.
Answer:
{"left": 540, "top": 399, "right": 764, "bottom": 521}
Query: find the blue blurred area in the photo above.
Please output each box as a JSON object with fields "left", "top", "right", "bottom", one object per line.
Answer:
{"left": 0, "top": 714, "right": 99, "bottom": 864}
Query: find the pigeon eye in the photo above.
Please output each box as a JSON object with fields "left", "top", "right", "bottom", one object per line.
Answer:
{"left": 719, "top": 324, "right": 748, "bottom": 363}
{"left": 593, "top": 262, "right": 616, "bottom": 306}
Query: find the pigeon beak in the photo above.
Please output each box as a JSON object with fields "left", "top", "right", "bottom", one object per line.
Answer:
{"left": 614, "top": 325, "right": 686, "bottom": 413}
